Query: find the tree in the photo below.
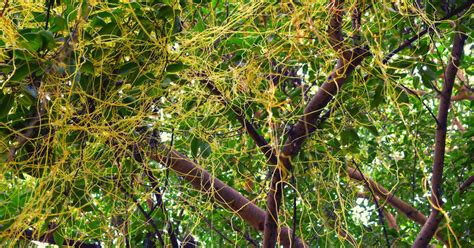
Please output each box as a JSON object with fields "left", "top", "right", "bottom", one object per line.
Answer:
{"left": 0, "top": 0, "right": 472, "bottom": 247}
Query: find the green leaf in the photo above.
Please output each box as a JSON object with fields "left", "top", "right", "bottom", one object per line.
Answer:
{"left": 340, "top": 128, "right": 359, "bottom": 146}
{"left": 146, "top": 86, "right": 163, "bottom": 97}
{"left": 50, "top": 16, "right": 67, "bottom": 33}
{"left": 81, "top": 59, "right": 95, "bottom": 75}
{"left": 452, "top": 191, "right": 461, "bottom": 206}
{"left": 191, "top": 137, "right": 200, "bottom": 157}
{"left": 200, "top": 141, "right": 211, "bottom": 158}
{"left": 396, "top": 90, "right": 410, "bottom": 104}
{"left": 39, "top": 30, "right": 56, "bottom": 50}
{"left": 100, "top": 22, "right": 121, "bottom": 36}
{"left": 10, "top": 63, "right": 38, "bottom": 82}
{"left": 53, "top": 232, "right": 65, "bottom": 246}
{"left": 161, "top": 76, "right": 172, "bottom": 88}
{"left": 194, "top": 13, "right": 205, "bottom": 32}
{"left": 20, "top": 32, "right": 42, "bottom": 51}
{"left": 0, "top": 93, "right": 14, "bottom": 118}
{"left": 365, "top": 125, "right": 379, "bottom": 136}
{"left": 190, "top": 137, "right": 211, "bottom": 158}
{"left": 413, "top": 75, "right": 420, "bottom": 89}
{"left": 156, "top": 5, "right": 174, "bottom": 20}
{"left": 134, "top": 72, "right": 155, "bottom": 85}
{"left": 117, "top": 62, "right": 138, "bottom": 75}
{"left": 371, "top": 84, "right": 385, "bottom": 108}
{"left": 166, "top": 63, "right": 189, "bottom": 73}
{"left": 17, "top": 86, "right": 37, "bottom": 107}
{"left": 419, "top": 64, "right": 438, "bottom": 88}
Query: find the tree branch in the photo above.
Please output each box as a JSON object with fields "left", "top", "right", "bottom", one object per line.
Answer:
{"left": 263, "top": 1, "right": 368, "bottom": 246}
{"left": 148, "top": 145, "right": 307, "bottom": 247}
{"left": 413, "top": 31, "right": 467, "bottom": 248}
{"left": 119, "top": 183, "right": 165, "bottom": 246}
{"left": 459, "top": 176, "right": 474, "bottom": 194}
{"left": 353, "top": 162, "right": 390, "bottom": 248}
{"left": 347, "top": 167, "right": 446, "bottom": 244}
{"left": 203, "top": 80, "right": 278, "bottom": 165}
{"left": 382, "top": 1, "right": 472, "bottom": 64}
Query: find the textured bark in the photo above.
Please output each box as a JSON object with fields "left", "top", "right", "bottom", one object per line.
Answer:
{"left": 348, "top": 167, "right": 447, "bottom": 244}
{"left": 348, "top": 167, "right": 427, "bottom": 225}
{"left": 413, "top": 32, "right": 467, "bottom": 248}
{"left": 263, "top": 1, "right": 369, "bottom": 246}
{"left": 263, "top": 49, "right": 367, "bottom": 247}
{"left": 149, "top": 146, "right": 307, "bottom": 247}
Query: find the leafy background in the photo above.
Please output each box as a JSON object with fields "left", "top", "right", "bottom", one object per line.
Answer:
{"left": 0, "top": 0, "right": 472, "bottom": 247}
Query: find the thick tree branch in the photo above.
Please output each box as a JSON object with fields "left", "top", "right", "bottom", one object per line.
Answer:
{"left": 347, "top": 167, "right": 445, "bottom": 244}
{"left": 148, "top": 145, "right": 307, "bottom": 247}
{"left": 328, "top": 0, "right": 345, "bottom": 52}
{"left": 263, "top": 1, "right": 368, "bottom": 246}
{"left": 356, "top": 192, "right": 400, "bottom": 231}
{"left": 413, "top": 31, "right": 467, "bottom": 248}
{"left": 201, "top": 80, "right": 300, "bottom": 247}
{"left": 281, "top": 40, "right": 367, "bottom": 160}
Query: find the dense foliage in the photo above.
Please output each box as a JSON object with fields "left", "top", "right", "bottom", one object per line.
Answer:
{"left": 0, "top": 0, "right": 472, "bottom": 247}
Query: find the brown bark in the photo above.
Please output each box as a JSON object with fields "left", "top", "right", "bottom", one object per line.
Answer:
{"left": 149, "top": 146, "right": 307, "bottom": 247}
{"left": 413, "top": 32, "right": 467, "bottom": 248}
{"left": 263, "top": 1, "right": 368, "bottom": 246}
{"left": 401, "top": 85, "right": 473, "bottom": 102}
{"left": 348, "top": 167, "right": 447, "bottom": 244}
{"left": 459, "top": 176, "right": 474, "bottom": 194}
{"left": 383, "top": 209, "right": 399, "bottom": 231}
{"left": 356, "top": 192, "right": 399, "bottom": 231}
{"left": 452, "top": 115, "right": 466, "bottom": 133}
{"left": 450, "top": 85, "right": 474, "bottom": 101}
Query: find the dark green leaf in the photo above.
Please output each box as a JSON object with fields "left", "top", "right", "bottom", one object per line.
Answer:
{"left": 0, "top": 93, "right": 14, "bottom": 118}
{"left": 53, "top": 232, "right": 64, "bottom": 247}
{"left": 340, "top": 128, "right": 359, "bottom": 146}
{"left": 166, "top": 63, "right": 189, "bottom": 73}
{"left": 118, "top": 62, "right": 139, "bottom": 75}
{"left": 39, "top": 30, "right": 56, "bottom": 50}
{"left": 20, "top": 32, "right": 42, "bottom": 51}
{"left": 156, "top": 5, "right": 174, "bottom": 20}
{"left": 81, "top": 59, "right": 95, "bottom": 75}
{"left": 191, "top": 137, "right": 200, "bottom": 157}
{"left": 10, "top": 63, "right": 37, "bottom": 82}
{"left": 50, "top": 16, "right": 67, "bottom": 32}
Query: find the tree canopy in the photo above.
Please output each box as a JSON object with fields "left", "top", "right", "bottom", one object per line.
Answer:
{"left": 0, "top": 0, "right": 473, "bottom": 247}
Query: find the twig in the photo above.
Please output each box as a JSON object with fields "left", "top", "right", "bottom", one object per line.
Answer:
{"left": 119, "top": 184, "right": 165, "bottom": 246}
{"left": 382, "top": 1, "right": 472, "bottom": 64}
{"left": 459, "top": 176, "right": 474, "bottom": 194}
{"left": 0, "top": 0, "right": 8, "bottom": 17}
{"left": 353, "top": 161, "right": 390, "bottom": 248}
